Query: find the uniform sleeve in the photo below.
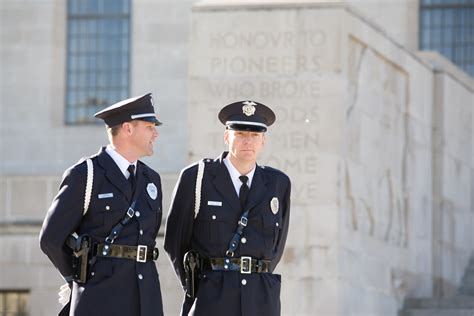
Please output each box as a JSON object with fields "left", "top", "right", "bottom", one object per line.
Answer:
{"left": 164, "top": 167, "right": 197, "bottom": 288}
{"left": 39, "top": 164, "right": 87, "bottom": 279}
{"left": 272, "top": 178, "right": 291, "bottom": 270}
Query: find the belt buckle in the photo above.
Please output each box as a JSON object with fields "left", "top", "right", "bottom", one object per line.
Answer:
{"left": 136, "top": 245, "right": 147, "bottom": 263}
{"left": 240, "top": 256, "right": 252, "bottom": 274}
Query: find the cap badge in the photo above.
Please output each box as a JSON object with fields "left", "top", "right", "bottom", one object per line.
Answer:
{"left": 270, "top": 197, "right": 279, "bottom": 214}
{"left": 147, "top": 183, "right": 158, "bottom": 200}
{"left": 242, "top": 101, "right": 256, "bottom": 116}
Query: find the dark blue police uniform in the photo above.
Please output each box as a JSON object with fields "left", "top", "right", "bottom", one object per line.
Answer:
{"left": 164, "top": 100, "right": 291, "bottom": 316}
{"left": 40, "top": 94, "right": 164, "bottom": 316}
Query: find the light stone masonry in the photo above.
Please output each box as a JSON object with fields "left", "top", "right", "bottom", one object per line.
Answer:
{"left": 1, "top": 0, "right": 473, "bottom": 315}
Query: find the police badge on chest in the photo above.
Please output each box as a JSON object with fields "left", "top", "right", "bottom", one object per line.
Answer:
{"left": 147, "top": 183, "right": 157, "bottom": 200}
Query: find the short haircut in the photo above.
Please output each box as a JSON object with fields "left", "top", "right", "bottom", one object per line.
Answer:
{"left": 106, "top": 120, "right": 139, "bottom": 137}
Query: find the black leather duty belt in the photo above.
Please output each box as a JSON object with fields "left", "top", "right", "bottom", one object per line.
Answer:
{"left": 201, "top": 256, "right": 271, "bottom": 274}
{"left": 95, "top": 244, "right": 159, "bottom": 263}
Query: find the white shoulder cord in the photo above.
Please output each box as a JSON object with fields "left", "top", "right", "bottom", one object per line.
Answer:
{"left": 194, "top": 160, "right": 205, "bottom": 219}
{"left": 59, "top": 158, "right": 94, "bottom": 306}
{"left": 83, "top": 158, "right": 94, "bottom": 215}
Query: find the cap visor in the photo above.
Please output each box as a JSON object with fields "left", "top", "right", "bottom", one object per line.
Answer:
{"left": 137, "top": 116, "right": 162, "bottom": 126}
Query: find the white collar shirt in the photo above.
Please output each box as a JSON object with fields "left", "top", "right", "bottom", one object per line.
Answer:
{"left": 223, "top": 155, "right": 256, "bottom": 197}
{"left": 105, "top": 145, "right": 137, "bottom": 180}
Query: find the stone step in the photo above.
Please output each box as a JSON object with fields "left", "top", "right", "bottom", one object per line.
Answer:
{"left": 404, "top": 297, "right": 474, "bottom": 309}
{"left": 400, "top": 309, "right": 474, "bottom": 316}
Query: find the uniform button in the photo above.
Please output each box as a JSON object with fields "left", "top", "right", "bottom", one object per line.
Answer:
{"left": 212, "top": 215, "right": 216, "bottom": 220}
{"left": 241, "top": 237, "right": 247, "bottom": 244}
{"left": 138, "top": 274, "right": 143, "bottom": 280}
{"left": 140, "top": 229, "right": 143, "bottom": 235}
{"left": 105, "top": 205, "right": 110, "bottom": 210}
{"left": 91, "top": 272, "right": 95, "bottom": 276}
{"left": 241, "top": 279, "right": 247, "bottom": 285}
{"left": 135, "top": 211, "right": 141, "bottom": 217}
{"left": 276, "top": 222, "right": 279, "bottom": 227}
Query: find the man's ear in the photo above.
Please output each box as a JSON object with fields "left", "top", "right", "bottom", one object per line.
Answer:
{"left": 122, "top": 122, "right": 133, "bottom": 135}
{"left": 223, "top": 129, "right": 229, "bottom": 145}
{"left": 262, "top": 133, "right": 266, "bottom": 146}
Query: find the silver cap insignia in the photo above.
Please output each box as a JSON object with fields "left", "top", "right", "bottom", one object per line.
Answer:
{"left": 242, "top": 101, "right": 256, "bottom": 116}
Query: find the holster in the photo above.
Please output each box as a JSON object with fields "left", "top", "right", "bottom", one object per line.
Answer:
{"left": 183, "top": 251, "right": 200, "bottom": 299}
{"left": 67, "top": 234, "right": 92, "bottom": 284}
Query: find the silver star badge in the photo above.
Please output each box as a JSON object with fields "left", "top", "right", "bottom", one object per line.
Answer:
{"left": 242, "top": 101, "right": 256, "bottom": 116}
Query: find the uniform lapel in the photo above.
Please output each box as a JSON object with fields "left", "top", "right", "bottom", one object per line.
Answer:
{"left": 96, "top": 147, "right": 133, "bottom": 202}
{"left": 211, "top": 154, "right": 241, "bottom": 214}
{"left": 245, "top": 166, "right": 268, "bottom": 212}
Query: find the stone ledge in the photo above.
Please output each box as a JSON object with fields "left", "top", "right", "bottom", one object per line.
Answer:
{"left": 193, "top": 0, "right": 344, "bottom": 11}
{"left": 0, "top": 220, "right": 42, "bottom": 235}
{"left": 401, "top": 309, "right": 474, "bottom": 316}
{"left": 417, "top": 51, "right": 474, "bottom": 92}
{"left": 404, "top": 296, "right": 474, "bottom": 309}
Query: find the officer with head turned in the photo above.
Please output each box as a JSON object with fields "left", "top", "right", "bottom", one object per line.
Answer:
{"left": 164, "top": 100, "right": 292, "bottom": 316}
{"left": 40, "top": 93, "right": 164, "bottom": 316}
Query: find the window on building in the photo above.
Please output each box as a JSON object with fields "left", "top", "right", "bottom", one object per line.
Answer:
{"left": 0, "top": 290, "right": 29, "bottom": 316}
{"left": 66, "top": 0, "right": 131, "bottom": 124}
{"left": 420, "top": 0, "right": 474, "bottom": 77}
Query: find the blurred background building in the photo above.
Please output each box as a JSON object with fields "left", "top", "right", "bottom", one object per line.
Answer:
{"left": 0, "top": 0, "right": 473, "bottom": 315}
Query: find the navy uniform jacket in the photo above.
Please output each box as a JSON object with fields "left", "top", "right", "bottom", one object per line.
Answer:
{"left": 40, "top": 147, "right": 164, "bottom": 316}
{"left": 164, "top": 152, "right": 291, "bottom": 316}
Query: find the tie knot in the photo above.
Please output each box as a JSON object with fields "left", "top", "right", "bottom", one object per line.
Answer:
{"left": 127, "top": 164, "right": 135, "bottom": 176}
{"left": 239, "top": 175, "right": 248, "bottom": 185}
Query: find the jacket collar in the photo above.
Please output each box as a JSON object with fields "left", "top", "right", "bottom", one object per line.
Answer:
{"left": 210, "top": 152, "right": 268, "bottom": 213}
{"left": 96, "top": 147, "right": 149, "bottom": 202}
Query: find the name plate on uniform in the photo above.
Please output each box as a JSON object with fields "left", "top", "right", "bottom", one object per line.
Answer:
{"left": 207, "top": 201, "right": 222, "bottom": 206}
{"left": 98, "top": 193, "right": 114, "bottom": 199}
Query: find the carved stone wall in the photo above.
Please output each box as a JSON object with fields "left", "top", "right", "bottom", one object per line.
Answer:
{"left": 189, "top": 3, "right": 473, "bottom": 315}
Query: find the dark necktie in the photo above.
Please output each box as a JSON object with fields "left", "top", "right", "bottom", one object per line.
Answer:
{"left": 127, "top": 164, "right": 136, "bottom": 191}
{"left": 239, "top": 175, "right": 249, "bottom": 210}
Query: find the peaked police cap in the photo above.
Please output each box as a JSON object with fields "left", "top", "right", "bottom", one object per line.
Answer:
{"left": 218, "top": 100, "right": 275, "bottom": 132}
{"left": 94, "top": 93, "right": 162, "bottom": 127}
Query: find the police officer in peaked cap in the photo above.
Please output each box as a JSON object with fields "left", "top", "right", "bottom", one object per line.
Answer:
{"left": 165, "top": 100, "right": 292, "bottom": 316}
{"left": 40, "top": 93, "right": 165, "bottom": 316}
